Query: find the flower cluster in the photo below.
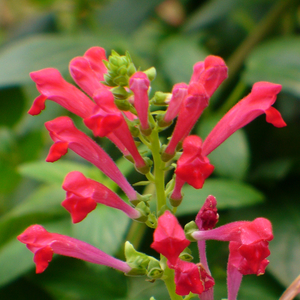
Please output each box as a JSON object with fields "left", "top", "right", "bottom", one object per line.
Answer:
{"left": 18, "top": 46, "right": 285, "bottom": 300}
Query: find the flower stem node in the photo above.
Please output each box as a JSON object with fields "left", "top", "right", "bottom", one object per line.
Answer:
{"left": 111, "top": 86, "right": 131, "bottom": 101}
{"left": 134, "top": 201, "right": 151, "bottom": 223}
{"left": 151, "top": 91, "right": 170, "bottom": 106}
{"left": 169, "top": 196, "right": 182, "bottom": 208}
{"left": 135, "top": 157, "right": 152, "bottom": 174}
{"left": 147, "top": 258, "right": 163, "bottom": 279}
{"left": 179, "top": 247, "right": 194, "bottom": 262}
{"left": 161, "top": 148, "right": 175, "bottom": 162}
{"left": 184, "top": 221, "right": 198, "bottom": 242}
{"left": 156, "top": 113, "right": 173, "bottom": 128}
{"left": 125, "top": 241, "right": 150, "bottom": 276}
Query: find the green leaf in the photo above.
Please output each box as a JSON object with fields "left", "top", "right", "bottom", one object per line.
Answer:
{"left": 0, "top": 34, "right": 127, "bottom": 88}
{"left": 18, "top": 160, "right": 104, "bottom": 185}
{"left": 177, "top": 179, "right": 264, "bottom": 216}
{"left": 0, "top": 238, "right": 36, "bottom": 287}
{"left": 159, "top": 35, "right": 208, "bottom": 84}
{"left": 197, "top": 115, "right": 250, "bottom": 179}
{"left": 72, "top": 205, "right": 130, "bottom": 256}
{"left": 243, "top": 37, "right": 300, "bottom": 97}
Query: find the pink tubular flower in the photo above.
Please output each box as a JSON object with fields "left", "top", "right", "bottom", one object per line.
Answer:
{"left": 163, "top": 83, "right": 209, "bottom": 160}
{"left": 62, "top": 171, "right": 141, "bottom": 223}
{"left": 45, "top": 116, "right": 137, "bottom": 201}
{"left": 162, "top": 83, "right": 188, "bottom": 125}
{"left": 129, "top": 72, "right": 150, "bottom": 133}
{"left": 174, "top": 260, "right": 204, "bottom": 296}
{"left": 170, "top": 136, "right": 214, "bottom": 203}
{"left": 28, "top": 68, "right": 96, "bottom": 118}
{"left": 202, "top": 81, "right": 286, "bottom": 156}
{"left": 17, "top": 225, "right": 131, "bottom": 274}
{"left": 151, "top": 211, "right": 190, "bottom": 265}
{"left": 69, "top": 47, "right": 108, "bottom": 98}
{"left": 84, "top": 89, "right": 147, "bottom": 171}
{"left": 189, "top": 55, "right": 228, "bottom": 97}
{"left": 192, "top": 218, "right": 273, "bottom": 276}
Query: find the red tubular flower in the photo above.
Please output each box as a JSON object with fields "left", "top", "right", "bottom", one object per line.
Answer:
{"left": 170, "top": 136, "right": 214, "bottom": 203}
{"left": 163, "top": 83, "right": 209, "bottom": 160}
{"left": 129, "top": 72, "right": 150, "bottom": 133}
{"left": 83, "top": 46, "right": 108, "bottom": 81}
{"left": 62, "top": 171, "right": 141, "bottom": 223}
{"left": 174, "top": 260, "right": 204, "bottom": 296}
{"left": 45, "top": 116, "right": 137, "bottom": 201}
{"left": 189, "top": 55, "right": 228, "bottom": 97}
{"left": 151, "top": 211, "right": 190, "bottom": 265}
{"left": 202, "top": 82, "right": 286, "bottom": 156}
{"left": 69, "top": 56, "right": 108, "bottom": 98}
{"left": 163, "top": 83, "right": 188, "bottom": 124}
{"left": 17, "top": 225, "right": 131, "bottom": 274}
{"left": 28, "top": 68, "right": 96, "bottom": 117}
{"left": 84, "top": 89, "right": 148, "bottom": 171}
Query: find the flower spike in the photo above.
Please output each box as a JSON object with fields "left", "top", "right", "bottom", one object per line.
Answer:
{"left": 17, "top": 225, "right": 131, "bottom": 274}
{"left": 202, "top": 82, "right": 286, "bottom": 156}
{"left": 62, "top": 171, "right": 141, "bottom": 223}
{"left": 45, "top": 116, "right": 137, "bottom": 201}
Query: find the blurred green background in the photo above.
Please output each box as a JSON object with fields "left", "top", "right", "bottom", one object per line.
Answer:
{"left": 0, "top": 0, "right": 300, "bottom": 299}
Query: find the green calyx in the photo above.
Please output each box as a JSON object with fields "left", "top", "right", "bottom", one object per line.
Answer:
{"left": 103, "top": 50, "right": 136, "bottom": 87}
{"left": 184, "top": 221, "right": 198, "bottom": 242}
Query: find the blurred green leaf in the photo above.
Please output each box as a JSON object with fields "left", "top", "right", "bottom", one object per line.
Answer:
{"left": 0, "top": 238, "right": 37, "bottom": 287}
{"left": 97, "top": 0, "right": 165, "bottom": 35}
{"left": 243, "top": 37, "right": 300, "bottom": 97}
{"left": 198, "top": 115, "right": 250, "bottom": 179}
{"left": 72, "top": 205, "right": 130, "bottom": 256}
{"left": 32, "top": 258, "right": 128, "bottom": 300}
{"left": 267, "top": 202, "right": 300, "bottom": 288}
{"left": 183, "top": 0, "right": 239, "bottom": 32}
{"left": 0, "top": 185, "right": 66, "bottom": 245}
{"left": 0, "top": 34, "right": 127, "bottom": 88}
{"left": 0, "top": 219, "right": 71, "bottom": 287}
{"left": 177, "top": 179, "right": 264, "bottom": 216}
{"left": 0, "top": 87, "right": 25, "bottom": 126}
{"left": 159, "top": 35, "right": 208, "bottom": 84}
{"left": 18, "top": 160, "right": 104, "bottom": 185}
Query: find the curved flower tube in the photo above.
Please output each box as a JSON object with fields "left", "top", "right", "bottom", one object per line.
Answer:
{"left": 17, "top": 225, "right": 131, "bottom": 274}
{"left": 129, "top": 72, "right": 150, "bottom": 133}
{"left": 45, "top": 116, "right": 137, "bottom": 201}
{"left": 202, "top": 82, "right": 286, "bottom": 156}
{"left": 84, "top": 89, "right": 147, "bottom": 171}
{"left": 29, "top": 68, "right": 96, "bottom": 117}
{"left": 62, "top": 171, "right": 141, "bottom": 223}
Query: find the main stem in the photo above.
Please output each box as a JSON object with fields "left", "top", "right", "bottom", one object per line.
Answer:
{"left": 163, "top": 263, "right": 183, "bottom": 300}
{"left": 149, "top": 125, "right": 166, "bottom": 214}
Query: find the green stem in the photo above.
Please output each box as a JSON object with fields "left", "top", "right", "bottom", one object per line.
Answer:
{"left": 163, "top": 263, "right": 183, "bottom": 300}
{"left": 217, "top": 80, "right": 247, "bottom": 115}
{"left": 223, "top": 0, "right": 296, "bottom": 90}
{"left": 184, "top": 293, "right": 197, "bottom": 300}
{"left": 149, "top": 126, "right": 166, "bottom": 213}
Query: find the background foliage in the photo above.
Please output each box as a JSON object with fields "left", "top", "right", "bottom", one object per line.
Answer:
{"left": 0, "top": 0, "right": 300, "bottom": 299}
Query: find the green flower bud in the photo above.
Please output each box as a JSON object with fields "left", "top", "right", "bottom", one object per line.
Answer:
{"left": 184, "top": 221, "right": 198, "bottom": 242}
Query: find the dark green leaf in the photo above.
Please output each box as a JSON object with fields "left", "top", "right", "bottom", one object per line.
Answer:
{"left": 198, "top": 115, "right": 250, "bottom": 179}
{"left": 243, "top": 37, "right": 300, "bottom": 97}
{"left": 177, "top": 179, "right": 264, "bottom": 216}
